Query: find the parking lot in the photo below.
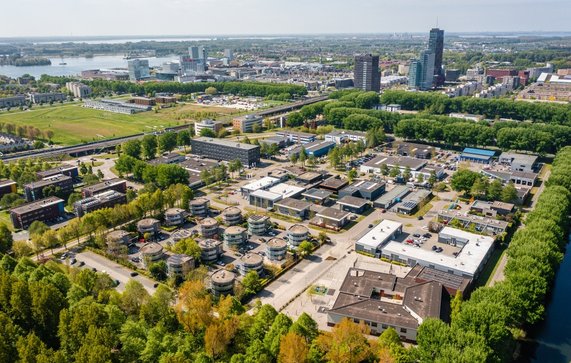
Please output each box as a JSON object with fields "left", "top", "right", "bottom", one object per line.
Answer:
{"left": 69, "top": 251, "right": 158, "bottom": 294}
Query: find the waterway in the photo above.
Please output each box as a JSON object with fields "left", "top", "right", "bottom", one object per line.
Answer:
{"left": 517, "top": 235, "right": 571, "bottom": 363}
{"left": 0, "top": 55, "right": 177, "bottom": 79}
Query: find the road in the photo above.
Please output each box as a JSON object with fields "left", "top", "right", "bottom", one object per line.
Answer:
{"left": 74, "top": 251, "right": 157, "bottom": 294}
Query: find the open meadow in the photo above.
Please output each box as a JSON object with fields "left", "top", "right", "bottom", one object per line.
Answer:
{"left": 0, "top": 102, "right": 246, "bottom": 145}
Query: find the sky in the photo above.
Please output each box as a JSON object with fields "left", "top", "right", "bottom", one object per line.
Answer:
{"left": 1, "top": 0, "right": 570, "bottom": 38}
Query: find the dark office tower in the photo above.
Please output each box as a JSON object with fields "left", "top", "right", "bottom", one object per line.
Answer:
{"left": 429, "top": 28, "right": 445, "bottom": 86}
{"left": 354, "top": 54, "right": 380, "bottom": 92}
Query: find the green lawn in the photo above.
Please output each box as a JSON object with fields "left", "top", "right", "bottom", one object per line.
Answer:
{"left": 0, "top": 102, "right": 244, "bottom": 146}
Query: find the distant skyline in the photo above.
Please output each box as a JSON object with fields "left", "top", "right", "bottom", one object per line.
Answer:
{"left": 1, "top": 0, "right": 570, "bottom": 38}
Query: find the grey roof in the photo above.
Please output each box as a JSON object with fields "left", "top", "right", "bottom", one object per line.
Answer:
{"left": 302, "top": 188, "right": 332, "bottom": 200}
{"left": 319, "top": 176, "right": 348, "bottom": 190}
{"left": 317, "top": 207, "right": 351, "bottom": 221}
{"left": 82, "top": 178, "right": 126, "bottom": 193}
{"left": 10, "top": 196, "right": 64, "bottom": 214}
{"left": 25, "top": 174, "right": 72, "bottom": 188}
{"left": 274, "top": 197, "right": 312, "bottom": 211}
{"left": 337, "top": 195, "right": 369, "bottom": 208}
{"left": 341, "top": 180, "right": 385, "bottom": 195}
{"left": 363, "top": 155, "right": 427, "bottom": 171}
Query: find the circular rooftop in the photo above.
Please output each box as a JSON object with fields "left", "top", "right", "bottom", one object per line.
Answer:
{"left": 200, "top": 218, "right": 219, "bottom": 227}
{"left": 248, "top": 215, "right": 269, "bottom": 223}
{"left": 225, "top": 226, "right": 246, "bottom": 235}
{"left": 212, "top": 269, "right": 236, "bottom": 284}
{"left": 241, "top": 252, "right": 263, "bottom": 266}
{"left": 165, "top": 208, "right": 185, "bottom": 216}
{"left": 288, "top": 224, "right": 309, "bottom": 235}
{"left": 138, "top": 218, "right": 159, "bottom": 227}
{"left": 107, "top": 229, "right": 129, "bottom": 241}
{"left": 172, "top": 229, "right": 192, "bottom": 240}
{"left": 199, "top": 239, "right": 222, "bottom": 249}
{"left": 222, "top": 206, "right": 242, "bottom": 216}
{"left": 268, "top": 238, "right": 287, "bottom": 249}
{"left": 190, "top": 198, "right": 209, "bottom": 206}
{"left": 140, "top": 242, "right": 163, "bottom": 255}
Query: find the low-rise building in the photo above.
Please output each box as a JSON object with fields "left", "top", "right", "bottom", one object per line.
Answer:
{"left": 275, "top": 130, "right": 316, "bottom": 144}
{"left": 0, "top": 180, "right": 17, "bottom": 198}
{"left": 195, "top": 119, "right": 223, "bottom": 136}
{"left": 211, "top": 270, "right": 236, "bottom": 296}
{"left": 137, "top": 218, "right": 160, "bottom": 235}
{"left": 374, "top": 185, "right": 411, "bottom": 209}
{"left": 199, "top": 239, "right": 224, "bottom": 263}
{"left": 295, "top": 171, "right": 325, "bottom": 185}
{"left": 189, "top": 198, "right": 210, "bottom": 217}
{"left": 241, "top": 177, "right": 280, "bottom": 198}
{"left": 37, "top": 165, "right": 79, "bottom": 179}
{"left": 459, "top": 148, "right": 495, "bottom": 164}
{"left": 81, "top": 178, "right": 127, "bottom": 197}
{"left": 470, "top": 200, "right": 515, "bottom": 217}
{"left": 355, "top": 219, "right": 403, "bottom": 255}
{"left": 249, "top": 189, "right": 283, "bottom": 209}
{"left": 140, "top": 242, "right": 164, "bottom": 267}
{"left": 274, "top": 198, "right": 312, "bottom": 220}
{"left": 498, "top": 152, "right": 538, "bottom": 173}
{"left": 172, "top": 229, "right": 193, "bottom": 242}
{"left": 164, "top": 208, "right": 187, "bottom": 226}
{"left": 0, "top": 95, "right": 26, "bottom": 108}
{"left": 24, "top": 175, "right": 74, "bottom": 202}
{"left": 302, "top": 188, "right": 332, "bottom": 205}
{"left": 222, "top": 206, "right": 242, "bottom": 226}
{"left": 238, "top": 253, "right": 264, "bottom": 275}
{"left": 325, "top": 130, "right": 367, "bottom": 145}
{"left": 167, "top": 254, "right": 195, "bottom": 277}
{"left": 361, "top": 155, "right": 427, "bottom": 176}
{"left": 106, "top": 230, "right": 131, "bottom": 245}
{"left": 396, "top": 143, "right": 434, "bottom": 159}
{"left": 148, "top": 153, "right": 186, "bottom": 165}
{"left": 319, "top": 176, "right": 348, "bottom": 193}
{"left": 381, "top": 227, "right": 494, "bottom": 278}
{"left": 10, "top": 197, "right": 65, "bottom": 229}
{"left": 74, "top": 190, "right": 127, "bottom": 217}
{"left": 437, "top": 210, "right": 509, "bottom": 236}
{"left": 199, "top": 218, "right": 219, "bottom": 238}
{"left": 327, "top": 267, "right": 451, "bottom": 341}
{"left": 29, "top": 92, "right": 66, "bottom": 104}
{"left": 339, "top": 180, "right": 385, "bottom": 201}
{"left": 224, "top": 226, "right": 247, "bottom": 249}
{"left": 190, "top": 137, "right": 260, "bottom": 167}
{"left": 481, "top": 169, "right": 537, "bottom": 187}
{"left": 66, "top": 82, "right": 92, "bottom": 98}
{"left": 337, "top": 195, "right": 370, "bottom": 214}
{"left": 267, "top": 238, "right": 287, "bottom": 261}
{"left": 311, "top": 207, "right": 351, "bottom": 230}
{"left": 287, "top": 224, "right": 309, "bottom": 247}
{"left": 233, "top": 114, "right": 263, "bottom": 133}
{"left": 248, "top": 215, "right": 270, "bottom": 235}
{"left": 395, "top": 190, "right": 432, "bottom": 215}
{"left": 290, "top": 140, "right": 336, "bottom": 158}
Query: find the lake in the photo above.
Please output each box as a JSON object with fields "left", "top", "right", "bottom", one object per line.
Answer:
{"left": 0, "top": 55, "right": 178, "bottom": 79}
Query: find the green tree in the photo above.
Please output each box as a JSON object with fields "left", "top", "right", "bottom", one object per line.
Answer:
{"left": 264, "top": 313, "right": 293, "bottom": 357}
{"left": 172, "top": 238, "right": 202, "bottom": 261}
{"left": 29, "top": 221, "right": 50, "bottom": 238}
{"left": 347, "top": 169, "right": 358, "bottom": 183}
{"left": 141, "top": 135, "right": 158, "bottom": 160}
{"left": 290, "top": 312, "right": 319, "bottom": 343}
{"left": 450, "top": 169, "right": 480, "bottom": 194}
{"left": 299, "top": 147, "right": 307, "bottom": 167}
{"left": 158, "top": 132, "right": 178, "bottom": 154}
{"left": 242, "top": 270, "right": 261, "bottom": 296}
{"left": 0, "top": 223, "right": 13, "bottom": 253}
{"left": 389, "top": 165, "right": 401, "bottom": 178}
{"left": 402, "top": 166, "right": 412, "bottom": 181}
{"left": 501, "top": 183, "right": 518, "bottom": 203}
{"left": 205, "top": 87, "right": 218, "bottom": 95}
{"left": 122, "top": 139, "right": 142, "bottom": 159}
{"left": 200, "top": 128, "right": 217, "bottom": 137}
{"left": 487, "top": 179, "right": 504, "bottom": 201}
{"left": 290, "top": 153, "right": 299, "bottom": 165}
{"left": 298, "top": 240, "right": 313, "bottom": 257}
{"left": 380, "top": 163, "right": 390, "bottom": 176}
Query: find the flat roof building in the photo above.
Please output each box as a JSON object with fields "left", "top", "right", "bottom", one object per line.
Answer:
{"left": 311, "top": 207, "right": 351, "bottom": 230}
{"left": 319, "top": 176, "right": 348, "bottom": 193}
{"left": 82, "top": 178, "right": 127, "bottom": 197}
{"left": 199, "top": 239, "right": 223, "bottom": 263}
{"left": 195, "top": 119, "right": 223, "bottom": 136}
{"left": 24, "top": 175, "right": 74, "bottom": 202}
{"left": 355, "top": 219, "right": 403, "bottom": 255}
{"left": 339, "top": 180, "right": 385, "bottom": 201}
{"left": 241, "top": 177, "right": 280, "bottom": 197}
{"left": 164, "top": 208, "right": 187, "bottom": 226}
{"left": 459, "top": 148, "right": 495, "bottom": 164}
{"left": 354, "top": 54, "right": 380, "bottom": 92}
{"left": 275, "top": 130, "right": 316, "bottom": 144}
{"left": 290, "top": 140, "right": 336, "bottom": 158}
{"left": 498, "top": 152, "right": 538, "bottom": 173}
{"left": 37, "top": 165, "right": 78, "bottom": 179}
{"left": 267, "top": 238, "right": 287, "bottom": 261}
{"left": 10, "top": 197, "right": 65, "bottom": 229}
{"left": 325, "top": 130, "right": 367, "bottom": 145}
{"left": 238, "top": 253, "right": 264, "bottom": 276}
{"left": 361, "top": 155, "right": 427, "bottom": 175}
{"left": 437, "top": 210, "right": 509, "bottom": 236}
{"left": 381, "top": 227, "right": 494, "bottom": 278}
{"left": 167, "top": 254, "right": 195, "bottom": 277}
{"left": 190, "top": 137, "right": 260, "bottom": 167}
{"left": 74, "top": 190, "right": 127, "bottom": 217}
{"left": 199, "top": 217, "right": 219, "bottom": 238}
{"left": 0, "top": 180, "right": 17, "bottom": 198}
{"left": 287, "top": 224, "right": 310, "bottom": 247}
{"left": 233, "top": 114, "right": 263, "bottom": 133}
{"left": 248, "top": 215, "right": 270, "bottom": 235}
{"left": 374, "top": 185, "right": 411, "bottom": 209}
{"left": 189, "top": 197, "right": 210, "bottom": 217}
{"left": 302, "top": 188, "right": 332, "bottom": 205}
{"left": 274, "top": 197, "right": 312, "bottom": 220}
{"left": 337, "top": 195, "right": 370, "bottom": 214}
{"left": 481, "top": 169, "right": 537, "bottom": 187}
{"left": 211, "top": 270, "right": 235, "bottom": 296}
{"left": 395, "top": 190, "right": 432, "bottom": 215}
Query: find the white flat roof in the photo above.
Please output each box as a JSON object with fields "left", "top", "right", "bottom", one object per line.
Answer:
{"left": 356, "top": 219, "right": 403, "bottom": 250}
{"left": 268, "top": 183, "right": 305, "bottom": 199}
{"left": 250, "top": 189, "right": 282, "bottom": 202}
{"left": 382, "top": 227, "right": 494, "bottom": 277}
{"left": 242, "top": 177, "right": 279, "bottom": 192}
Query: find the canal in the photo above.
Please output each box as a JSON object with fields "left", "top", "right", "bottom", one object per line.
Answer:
{"left": 518, "top": 235, "right": 571, "bottom": 362}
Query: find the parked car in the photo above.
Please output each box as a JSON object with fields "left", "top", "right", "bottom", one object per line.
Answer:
{"left": 78, "top": 261, "right": 85, "bottom": 267}
{"left": 130, "top": 271, "right": 138, "bottom": 277}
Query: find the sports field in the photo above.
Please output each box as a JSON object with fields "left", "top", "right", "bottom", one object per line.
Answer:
{"left": 0, "top": 102, "right": 245, "bottom": 145}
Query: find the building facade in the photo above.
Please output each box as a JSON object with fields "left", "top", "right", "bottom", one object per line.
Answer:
{"left": 354, "top": 54, "right": 380, "bottom": 92}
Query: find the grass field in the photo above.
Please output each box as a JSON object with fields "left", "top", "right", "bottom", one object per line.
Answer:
{"left": 0, "top": 102, "right": 246, "bottom": 145}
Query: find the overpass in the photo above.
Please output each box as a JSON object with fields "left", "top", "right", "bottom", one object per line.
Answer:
{"left": 1, "top": 95, "right": 329, "bottom": 162}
